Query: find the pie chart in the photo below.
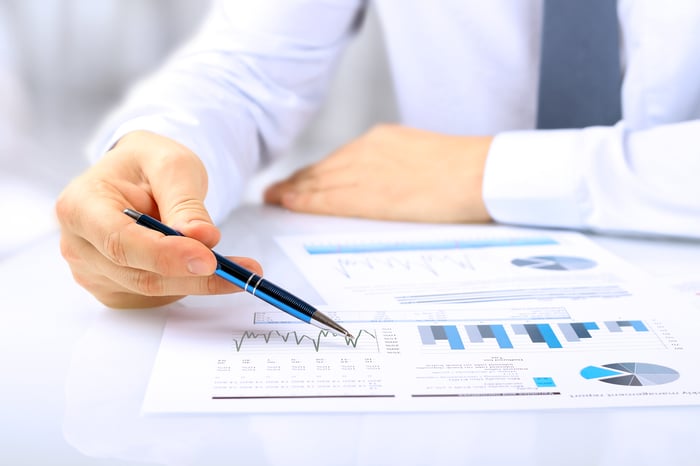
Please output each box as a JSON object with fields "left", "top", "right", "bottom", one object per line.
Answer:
{"left": 580, "top": 362, "right": 680, "bottom": 386}
{"left": 511, "top": 255, "right": 597, "bottom": 271}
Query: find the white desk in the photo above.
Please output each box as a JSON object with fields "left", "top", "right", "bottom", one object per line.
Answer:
{"left": 2, "top": 204, "right": 699, "bottom": 466}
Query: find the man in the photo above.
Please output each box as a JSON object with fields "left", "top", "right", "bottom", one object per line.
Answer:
{"left": 56, "top": 0, "right": 700, "bottom": 309}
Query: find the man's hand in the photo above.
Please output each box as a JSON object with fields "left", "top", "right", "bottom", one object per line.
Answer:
{"left": 56, "top": 130, "right": 262, "bottom": 309}
{"left": 264, "top": 125, "right": 493, "bottom": 223}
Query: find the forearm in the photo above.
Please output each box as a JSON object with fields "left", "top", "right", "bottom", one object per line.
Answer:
{"left": 89, "top": 0, "right": 364, "bottom": 223}
{"left": 484, "top": 120, "right": 700, "bottom": 239}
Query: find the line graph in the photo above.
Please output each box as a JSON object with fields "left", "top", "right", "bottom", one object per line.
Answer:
{"left": 231, "top": 328, "right": 379, "bottom": 353}
{"left": 334, "top": 253, "right": 475, "bottom": 279}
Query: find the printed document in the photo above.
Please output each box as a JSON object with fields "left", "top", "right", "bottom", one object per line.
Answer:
{"left": 142, "top": 226, "right": 700, "bottom": 413}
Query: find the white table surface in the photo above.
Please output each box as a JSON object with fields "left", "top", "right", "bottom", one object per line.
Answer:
{"left": 1, "top": 204, "right": 699, "bottom": 466}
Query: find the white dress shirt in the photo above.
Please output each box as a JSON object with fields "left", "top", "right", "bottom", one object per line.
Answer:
{"left": 92, "top": 0, "right": 700, "bottom": 239}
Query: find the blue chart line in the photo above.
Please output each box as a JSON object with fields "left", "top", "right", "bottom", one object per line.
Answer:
{"left": 305, "top": 236, "right": 557, "bottom": 255}
{"left": 231, "top": 329, "right": 378, "bottom": 353}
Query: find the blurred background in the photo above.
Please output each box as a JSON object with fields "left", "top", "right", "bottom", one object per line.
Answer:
{"left": 0, "top": 0, "right": 396, "bottom": 259}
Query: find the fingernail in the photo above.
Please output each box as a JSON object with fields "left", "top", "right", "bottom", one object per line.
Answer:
{"left": 187, "top": 258, "right": 210, "bottom": 275}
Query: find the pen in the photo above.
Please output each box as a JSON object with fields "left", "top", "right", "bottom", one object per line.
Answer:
{"left": 123, "top": 208, "right": 352, "bottom": 338}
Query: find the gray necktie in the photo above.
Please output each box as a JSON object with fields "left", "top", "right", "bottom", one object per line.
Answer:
{"left": 536, "top": 0, "right": 622, "bottom": 129}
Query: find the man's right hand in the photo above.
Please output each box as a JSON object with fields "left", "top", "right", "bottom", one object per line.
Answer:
{"left": 55, "top": 130, "right": 262, "bottom": 309}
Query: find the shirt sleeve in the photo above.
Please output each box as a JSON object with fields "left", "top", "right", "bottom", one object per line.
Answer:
{"left": 483, "top": 120, "right": 700, "bottom": 239}
{"left": 88, "top": 0, "right": 365, "bottom": 224}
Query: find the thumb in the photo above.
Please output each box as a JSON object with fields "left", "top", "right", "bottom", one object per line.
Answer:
{"left": 141, "top": 137, "right": 221, "bottom": 248}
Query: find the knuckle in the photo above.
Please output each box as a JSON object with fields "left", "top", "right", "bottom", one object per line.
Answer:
{"left": 152, "top": 248, "right": 173, "bottom": 275}
{"left": 54, "top": 193, "right": 69, "bottom": 223}
{"left": 205, "top": 275, "right": 221, "bottom": 294}
{"left": 299, "top": 176, "right": 320, "bottom": 192}
{"left": 54, "top": 189, "right": 78, "bottom": 229}
{"left": 166, "top": 198, "right": 209, "bottom": 223}
{"left": 103, "top": 230, "right": 128, "bottom": 266}
{"left": 285, "top": 191, "right": 309, "bottom": 209}
{"left": 71, "top": 270, "right": 97, "bottom": 291}
{"left": 59, "top": 235, "right": 78, "bottom": 263}
{"left": 154, "top": 145, "right": 203, "bottom": 176}
{"left": 132, "top": 269, "right": 165, "bottom": 296}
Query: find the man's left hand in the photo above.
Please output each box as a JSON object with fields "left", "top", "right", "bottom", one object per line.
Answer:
{"left": 264, "top": 124, "right": 493, "bottom": 223}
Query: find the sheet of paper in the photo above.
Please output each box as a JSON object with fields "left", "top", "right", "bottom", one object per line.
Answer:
{"left": 662, "top": 273, "right": 700, "bottom": 305}
{"left": 143, "top": 226, "right": 700, "bottom": 413}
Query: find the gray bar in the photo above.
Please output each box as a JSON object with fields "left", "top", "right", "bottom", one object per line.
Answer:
{"left": 512, "top": 324, "right": 527, "bottom": 335}
{"left": 524, "top": 324, "right": 545, "bottom": 343}
{"left": 605, "top": 321, "right": 622, "bottom": 332}
{"left": 431, "top": 325, "right": 447, "bottom": 340}
{"left": 558, "top": 323, "right": 579, "bottom": 342}
{"left": 465, "top": 325, "right": 483, "bottom": 343}
{"left": 418, "top": 326, "right": 435, "bottom": 344}
{"left": 477, "top": 325, "right": 495, "bottom": 338}
{"left": 571, "top": 322, "right": 591, "bottom": 338}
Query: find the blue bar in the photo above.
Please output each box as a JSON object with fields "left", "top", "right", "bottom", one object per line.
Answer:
{"left": 537, "top": 324, "right": 562, "bottom": 348}
{"left": 491, "top": 325, "right": 513, "bottom": 349}
{"left": 583, "top": 322, "right": 599, "bottom": 330}
{"left": 305, "top": 237, "right": 558, "bottom": 254}
{"left": 630, "top": 320, "right": 648, "bottom": 332}
{"left": 443, "top": 325, "right": 465, "bottom": 350}
{"left": 533, "top": 377, "right": 556, "bottom": 388}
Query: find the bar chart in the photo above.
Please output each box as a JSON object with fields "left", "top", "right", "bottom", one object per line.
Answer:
{"left": 418, "top": 319, "right": 664, "bottom": 352}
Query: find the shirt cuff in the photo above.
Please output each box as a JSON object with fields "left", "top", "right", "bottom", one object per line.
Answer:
{"left": 482, "top": 128, "right": 594, "bottom": 229}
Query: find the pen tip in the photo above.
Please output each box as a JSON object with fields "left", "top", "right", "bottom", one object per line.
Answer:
{"left": 310, "top": 311, "right": 353, "bottom": 340}
{"left": 123, "top": 208, "right": 141, "bottom": 221}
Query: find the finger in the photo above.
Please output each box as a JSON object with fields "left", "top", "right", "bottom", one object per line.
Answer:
{"left": 58, "top": 186, "right": 218, "bottom": 277}
{"left": 140, "top": 143, "right": 220, "bottom": 248}
{"left": 264, "top": 165, "right": 356, "bottom": 204}
{"left": 72, "top": 241, "right": 265, "bottom": 309}
{"left": 278, "top": 183, "right": 371, "bottom": 218}
{"left": 264, "top": 166, "right": 317, "bottom": 204}
{"left": 75, "top": 227, "right": 265, "bottom": 300}
{"left": 105, "top": 255, "right": 264, "bottom": 298}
